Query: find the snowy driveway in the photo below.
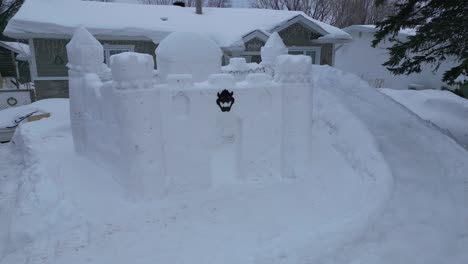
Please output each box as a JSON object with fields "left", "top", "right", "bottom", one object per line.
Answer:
{"left": 314, "top": 66, "right": 468, "bottom": 264}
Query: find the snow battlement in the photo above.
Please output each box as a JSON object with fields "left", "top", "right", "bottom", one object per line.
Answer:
{"left": 66, "top": 28, "right": 313, "bottom": 198}
{"left": 110, "top": 52, "right": 154, "bottom": 84}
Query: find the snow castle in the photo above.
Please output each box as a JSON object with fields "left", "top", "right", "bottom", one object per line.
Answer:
{"left": 66, "top": 27, "right": 313, "bottom": 198}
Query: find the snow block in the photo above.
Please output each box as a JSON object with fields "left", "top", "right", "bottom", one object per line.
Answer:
{"left": 167, "top": 74, "right": 194, "bottom": 88}
{"left": 274, "top": 55, "right": 313, "bottom": 178}
{"left": 113, "top": 88, "right": 164, "bottom": 198}
{"left": 110, "top": 52, "right": 154, "bottom": 84}
{"left": 274, "top": 54, "right": 312, "bottom": 82}
{"left": 228, "top": 58, "right": 250, "bottom": 72}
{"left": 244, "top": 73, "right": 273, "bottom": 85}
{"left": 208, "top": 73, "right": 236, "bottom": 87}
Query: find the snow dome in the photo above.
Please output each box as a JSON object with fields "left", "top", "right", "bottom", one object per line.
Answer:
{"left": 156, "top": 32, "right": 223, "bottom": 82}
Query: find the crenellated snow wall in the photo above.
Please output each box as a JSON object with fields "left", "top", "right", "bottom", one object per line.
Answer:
{"left": 66, "top": 27, "right": 313, "bottom": 198}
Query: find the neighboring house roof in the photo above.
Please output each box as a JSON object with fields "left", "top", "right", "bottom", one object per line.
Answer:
{"left": 4, "top": 0, "right": 351, "bottom": 48}
{"left": 343, "top": 25, "right": 416, "bottom": 37}
{"left": 0, "top": 41, "right": 30, "bottom": 61}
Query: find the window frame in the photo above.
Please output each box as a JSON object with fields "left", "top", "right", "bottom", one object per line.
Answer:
{"left": 103, "top": 44, "right": 135, "bottom": 65}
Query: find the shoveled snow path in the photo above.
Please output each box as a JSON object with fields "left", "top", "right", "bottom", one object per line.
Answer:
{"left": 313, "top": 66, "right": 468, "bottom": 264}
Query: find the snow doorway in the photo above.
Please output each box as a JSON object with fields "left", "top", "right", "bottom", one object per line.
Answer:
{"left": 211, "top": 115, "right": 242, "bottom": 186}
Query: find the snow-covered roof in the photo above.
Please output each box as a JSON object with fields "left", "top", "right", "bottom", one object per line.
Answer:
{"left": 343, "top": 25, "right": 416, "bottom": 37}
{"left": 4, "top": 0, "right": 351, "bottom": 48}
{"left": 0, "top": 41, "right": 30, "bottom": 60}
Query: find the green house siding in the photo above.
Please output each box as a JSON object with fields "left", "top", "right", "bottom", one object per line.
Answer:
{"left": 34, "top": 80, "right": 68, "bottom": 100}
{"left": 0, "top": 47, "right": 16, "bottom": 77}
{"left": 18, "top": 60, "right": 31, "bottom": 83}
{"left": 244, "top": 38, "right": 265, "bottom": 52}
{"left": 279, "top": 22, "right": 321, "bottom": 47}
{"left": 33, "top": 38, "right": 157, "bottom": 77}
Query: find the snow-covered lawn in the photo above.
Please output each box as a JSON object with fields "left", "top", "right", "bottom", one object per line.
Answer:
{"left": 381, "top": 88, "right": 468, "bottom": 149}
{"left": 1, "top": 66, "right": 467, "bottom": 264}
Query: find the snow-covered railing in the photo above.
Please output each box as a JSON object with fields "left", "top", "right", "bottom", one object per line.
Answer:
{"left": 66, "top": 27, "right": 312, "bottom": 198}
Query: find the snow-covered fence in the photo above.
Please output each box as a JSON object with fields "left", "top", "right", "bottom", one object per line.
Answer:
{"left": 221, "top": 58, "right": 266, "bottom": 81}
{"left": 67, "top": 27, "right": 313, "bottom": 198}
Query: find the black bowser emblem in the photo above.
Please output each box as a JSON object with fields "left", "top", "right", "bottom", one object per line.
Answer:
{"left": 216, "top": 89, "right": 235, "bottom": 112}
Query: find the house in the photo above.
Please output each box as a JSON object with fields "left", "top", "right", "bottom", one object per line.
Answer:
{"left": 335, "top": 25, "right": 453, "bottom": 90}
{"left": 3, "top": 0, "right": 351, "bottom": 100}
{"left": 0, "top": 41, "right": 31, "bottom": 89}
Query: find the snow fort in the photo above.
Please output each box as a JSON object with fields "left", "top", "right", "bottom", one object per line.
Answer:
{"left": 66, "top": 27, "right": 313, "bottom": 198}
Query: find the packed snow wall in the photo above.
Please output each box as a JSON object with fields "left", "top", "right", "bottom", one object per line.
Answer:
{"left": 67, "top": 27, "right": 313, "bottom": 198}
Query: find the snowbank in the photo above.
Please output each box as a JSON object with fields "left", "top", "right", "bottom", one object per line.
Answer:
{"left": 380, "top": 88, "right": 468, "bottom": 149}
{"left": 311, "top": 65, "right": 468, "bottom": 264}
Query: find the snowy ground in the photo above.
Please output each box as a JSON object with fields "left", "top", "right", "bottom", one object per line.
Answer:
{"left": 380, "top": 88, "right": 468, "bottom": 149}
{"left": 1, "top": 66, "right": 467, "bottom": 264}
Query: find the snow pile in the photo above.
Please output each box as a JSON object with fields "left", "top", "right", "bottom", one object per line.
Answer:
{"left": 381, "top": 88, "right": 468, "bottom": 149}
{"left": 1, "top": 65, "right": 467, "bottom": 264}
{"left": 0, "top": 67, "right": 393, "bottom": 263}
{"left": 4, "top": 0, "right": 350, "bottom": 47}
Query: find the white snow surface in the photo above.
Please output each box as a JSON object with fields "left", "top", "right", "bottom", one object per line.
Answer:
{"left": 1, "top": 66, "right": 467, "bottom": 264}
{"left": 4, "top": 0, "right": 350, "bottom": 47}
{"left": 0, "top": 99, "right": 67, "bottom": 128}
{"left": 381, "top": 88, "right": 468, "bottom": 149}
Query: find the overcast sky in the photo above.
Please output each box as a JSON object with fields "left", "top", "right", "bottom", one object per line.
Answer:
{"left": 114, "top": 0, "right": 250, "bottom": 8}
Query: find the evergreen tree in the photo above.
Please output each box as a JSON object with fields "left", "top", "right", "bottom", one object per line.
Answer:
{"left": 372, "top": 0, "right": 468, "bottom": 84}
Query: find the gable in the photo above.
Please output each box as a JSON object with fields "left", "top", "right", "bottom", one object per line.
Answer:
{"left": 244, "top": 38, "right": 266, "bottom": 52}
{"left": 278, "top": 22, "right": 321, "bottom": 47}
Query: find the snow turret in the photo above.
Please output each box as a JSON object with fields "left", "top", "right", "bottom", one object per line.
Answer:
{"left": 156, "top": 32, "right": 222, "bottom": 82}
{"left": 66, "top": 26, "right": 104, "bottom": 72}
{"left": 261, "top": 32, "right": 288, "bottom": 66}
{"left": 66, "top": 26, "right": 107, "bottom": 154}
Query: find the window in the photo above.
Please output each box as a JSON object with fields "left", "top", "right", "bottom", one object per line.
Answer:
{"left": 240, "top": 55, "right": 262, "bottom": 64}
{"left": 103, "top": 44, "right": 135, "bottom": 64}
{"left": 288, "top": 47, "right": 321, "bottom": 64}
